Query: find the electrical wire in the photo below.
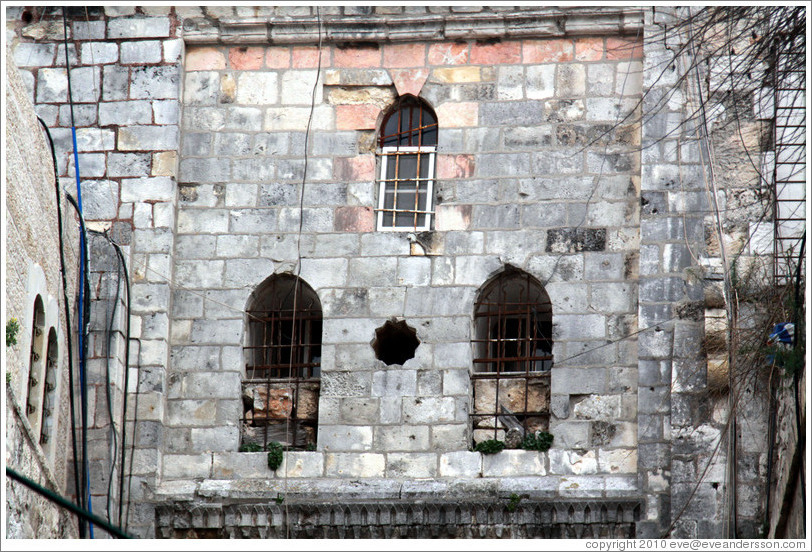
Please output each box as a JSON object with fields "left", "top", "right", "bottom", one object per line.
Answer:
{"left": 108, "top": 239, "right": 133, "bottom": 530}
{"left": 86, "top": 230, "right": 122, "bottom": 526}
{"left": 36, "top": 116, "right": 84, "bottom": 538}
{"left": 64, "top": 192, "right": 91, "bottom": 538}
{"left": 61, "top": 6, "right": 94, "bottom": 539}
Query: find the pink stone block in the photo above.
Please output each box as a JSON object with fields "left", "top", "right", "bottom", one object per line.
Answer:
{"left": 391, "top": 68, "right": 430, "bottom": 97}
{"left": 334, "top": 155, "right": 376, "bottom": 181}
{"left": 336, "top": 105, "right": 380, "bottom": 130}
{"left": 293, "top": 46, "right": 330, "bottom": 68}
{"left": 229, "top": 46, "right": 264, "bottom": 70}
{"left": 335, "top": 206, "right": 375, "bottom": 232}
{"left": 437, "top": 154, "right": 475, "bottom": 179}
{"left": 470, "top": 40, "right": 521, "bottom": 65}
{"left": 186, "top": 47, "right": 226, "bottom": 71}
{"left": 265, "top": 46, "right": 291, "bottom": 69}
{"left": 428, "top": 42, "right": 469, "bottom": 65}
{"left": 605, "top": 37, "right": 643, "bottom": 60}
{"left": 383, "top": 43, "right": 426, "bottom": 68}
{"left": 334, "top": 45, "right": 381, "bottom": 68}
{"left": 436, "top": 102, "right": 478, "bottom": 128}
{"left": 575, "top": 38, "right": 604, "bottom": 61}
{"left": 435, "top": 204, "right": 472, "bottom": 231}
{"left": 523, "top": 39, "right": 574, "bottom": 63}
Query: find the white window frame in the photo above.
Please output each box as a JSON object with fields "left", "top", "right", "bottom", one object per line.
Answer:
{"left": 376, "top": 145, "right": 436, "bottom": 232}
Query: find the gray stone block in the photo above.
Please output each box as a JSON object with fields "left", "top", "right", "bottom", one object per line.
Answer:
{"left": 130, "top": 65, "right": 180, "bottom": 100}
{"left": 374, "top": 425, "right": 430, "bottom": 452}
{"left": 102, "top": 65, "right": 130, "bottom": 101}
{"left": 108, "top": 152, "right": 151, "bottom": 177}
{"left": 81, "top": 42, "right": 118, "bottom": 64}
{"left": 476, "top": 153, "right": 530, "bottom": 177}
{"left": 318, "top": 426, "right": 374, "bottom": 452}
{"left": 99, "top": 100, "right": 152, "bottom": 126}
{"left": 107, "top": 17, "right": 171, "bottom": 39}
{"left": 120, "top": 40, "right": 162, "bottom": 64}
{"left": 481, "top": 100, "right": 545, "bottom": 126}
{"left": 584, "top": 253, "right": 625, "bottom": 281}
{"left": 179, "top": 157, "right": 230, "bottom": 183}
{"left": 372, "top": 369, "right": 416, "bottom": 397}
{"left": 119, "top": 125, "right": 179, "bottom": 151}
{"left": 153, "top": 100, "right": 180, "bottom": 124}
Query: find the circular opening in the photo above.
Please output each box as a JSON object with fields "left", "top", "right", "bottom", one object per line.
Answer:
{"left": 372, "top": 319, "right": 420, "bottom": 366}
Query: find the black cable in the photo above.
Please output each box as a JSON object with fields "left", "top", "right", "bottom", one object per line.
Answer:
{"left": 88, "top": 230, "right": 121, "bottom": 525}
{"left": 123, "top": 337, "right": 140, "bottom": 533}
{"left": 36, "top": 116, "right": 84, "bottom": 538}
{"left": 109, "top": 240, "right": 132, "bottom": 528}
{"left": 6, "top": 467, "right": 132, "bottom": 539}
{"left": 65, "top": 192, "right": 91, "bottom": 537}
{"left": 791, "top": 235, "right": 805, "bottom": 523}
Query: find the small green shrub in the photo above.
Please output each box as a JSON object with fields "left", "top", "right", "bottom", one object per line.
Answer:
{"left": 520, "top": 431, "right": 554, "bottom": 452}
{"left": 239, "top": 443, "right": 263, "bottom": 453}
{"left": 6, "top": 318, "right": 20, "bottom": 347}
{"left": 506, "top": 493, "right": 524, "bottom": 512}
{"left": 267, "top": 441, "right": 284, "bottom": 471}
{"left": 474, "top": 439, "right": 506, "bottom": 454}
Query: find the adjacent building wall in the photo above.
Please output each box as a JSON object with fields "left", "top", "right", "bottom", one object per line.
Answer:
{"left": 5, "top": 42, "right": 79, "bottom": 539}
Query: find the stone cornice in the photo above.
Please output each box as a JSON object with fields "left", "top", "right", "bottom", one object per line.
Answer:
{"left": 182, "top": 8, "right": 645, "bottom": 45}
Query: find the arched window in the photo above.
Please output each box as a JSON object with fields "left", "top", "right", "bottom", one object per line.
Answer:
{"left": 242, "top": 274, "right": 322, "bottom": 451}
{"left": 473, "top": 268, "right": 553, "bottom": 373}
{"left": 40, "top": 328, "right": 58, "bottom": 448}
{"left": 25, "top": 296, "right": 46, "bottom": 434}
{"left": 377, "top": 95, "right": 438, "bottom": 231}
{"left": 471, "top": 268, "right": 552, "bottom": 445}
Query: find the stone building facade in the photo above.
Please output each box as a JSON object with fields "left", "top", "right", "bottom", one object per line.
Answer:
{"left": 4, "top": 5, "right": 804, "bottom": 540}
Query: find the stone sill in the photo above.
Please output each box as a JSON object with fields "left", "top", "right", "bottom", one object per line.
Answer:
{"left": 163, "top": 448, "right": 635, "bottom": 478}
{"left": 182, "top": 7, "right": 645, "bottom": 45}
{"left": 155, "top": 474, "right": 639, "bottom": 503}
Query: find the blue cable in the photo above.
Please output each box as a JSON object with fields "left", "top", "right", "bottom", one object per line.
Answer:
{"left": 62, "top": 7, "right": 93, "bottom": 539}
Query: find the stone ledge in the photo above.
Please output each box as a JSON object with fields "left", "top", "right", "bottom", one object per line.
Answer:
{"left": 182, "top": 8, "right": 644, "bottom": 45}
{"left": 156, "top": 497, "right": 644, "bottom": 538}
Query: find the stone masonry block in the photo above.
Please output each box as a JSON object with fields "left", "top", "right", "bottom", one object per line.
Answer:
{"left": 107, "top": 17, "right": 170, "bottom": 39}
{"left": 402, "top": 397, "right": 456, "bottom": 424}
{"left": 121, "top": 40, "right": 162, "bottom": 64}
{"left": 385, "top": 453, "right": 437, "bottom": 478}
{"left": 318, "top": 425, "right": 373, "bottom": 452}
{"left": 483, "top": 450, "right": 547, "bottom": 477}
{"left": 212, "top": 452, "right": 268, "bottom": 479}
{"left": 440, "top": 451, "right": 482, "bottom": 477}
{"left": 324, "top": 453, "right": 385, "bottom": 478}
{"left": 375, "top": 425, "right": 430, "bottom": 452}
{"left": 278, "top": 452, "right": 325, "bottom": 478}
{"left": 372, "top": 369, "right": 417, "bottom": 397}
{"left": 191, "top": 426, "right": 239, "bottom": 453}
{"left": 162, "top": 454, "right": 211, "bottom": 479}
{"left": 130, "top": 65, "right": 180, "bottom": 100}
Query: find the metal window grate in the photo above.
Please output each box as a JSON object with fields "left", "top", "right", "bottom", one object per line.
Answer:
{"left": 471, "top": 269, "right": 553, "bottom": 443}
{"left": 376, "top": 96, "right": 438, "bottom": 231}
{"left": 242, "top": 275, "right": 321, "bottom": 451}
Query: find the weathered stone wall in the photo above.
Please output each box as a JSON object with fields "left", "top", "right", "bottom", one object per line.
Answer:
{"left": 167, "top": 6, "right": 643, "bottom": 499}
{"left": 8, "top": 5, "right": 791, "bottom": 541}
{"left": 8, "top": 5, "right": 184, "bottom": 537}
{"left": 5, "top": 41, "right": 79, "bottom": 539}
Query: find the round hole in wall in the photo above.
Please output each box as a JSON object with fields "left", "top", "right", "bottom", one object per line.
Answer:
{"left": 372, "top": 318, "right": 420, "bottom": 366}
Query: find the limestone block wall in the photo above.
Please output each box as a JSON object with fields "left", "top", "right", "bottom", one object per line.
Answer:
{"left": 8, "top": 5, "right": 183, "bottom": 536}
{"left": 5, "top": 41, "right": 79, "bottom": 539}
{"left": 167, "top": 5, "right": 644, "bottom": 500}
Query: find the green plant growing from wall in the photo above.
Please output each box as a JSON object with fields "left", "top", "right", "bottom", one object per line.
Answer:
{"left": 506, "top": 493, "right": 528, "bottom": 512}
{"left": 474, "top": 439, "right": 505, "bottom": 454}
{"left": 239, "top": 442, "right": 263, "bottom": 452}
{"left": 6, "top": 318, "right": 20, "bottom": 347}
{"left": 267, "top": 441, "right": 284, "bottom": 471}
{"left": 520, "top": 431, "right": 554, "bottom": 452}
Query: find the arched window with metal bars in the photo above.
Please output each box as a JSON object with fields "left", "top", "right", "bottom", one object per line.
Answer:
{"left": 242, "top": 274, "right": 322, "bottom": 451}
{"left": 376, "top": 95, "right": 438, "bottom": 231}
{"left": 471, "top": 267, "right": 553, "bottom": 445}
